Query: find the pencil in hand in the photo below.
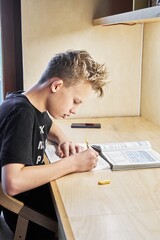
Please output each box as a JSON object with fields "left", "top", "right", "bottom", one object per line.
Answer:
{"left": 85, "top": 137, "right": 89, "bottom": 149}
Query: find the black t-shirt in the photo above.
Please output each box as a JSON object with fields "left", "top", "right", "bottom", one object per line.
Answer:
{"left": 0, "top": 91, "right": 52, "bottom": 180}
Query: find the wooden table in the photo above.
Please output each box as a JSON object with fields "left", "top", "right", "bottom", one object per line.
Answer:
{"left": 49, "top": 117, "right": 160, "bottom": 240}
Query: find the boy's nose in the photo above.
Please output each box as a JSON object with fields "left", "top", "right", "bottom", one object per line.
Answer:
{"left": 70, "top": 108, "right": 76, "bottom": 115}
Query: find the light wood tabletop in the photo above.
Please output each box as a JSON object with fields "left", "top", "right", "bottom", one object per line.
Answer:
{"left": 48, "top": 117, "right": 160, "bottom": 240}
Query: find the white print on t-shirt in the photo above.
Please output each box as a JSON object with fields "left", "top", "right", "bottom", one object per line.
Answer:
{"left": 36, "top": 156, "right": 42, "bottom": 164}
{"left": 39, "top": 125, "right": 44, "bottom": 134}
{"left": 38, "top": 141, "right": 45, "bottom": 149}
{"left": 36, "top": 125, "right": 46, "bottom": 164}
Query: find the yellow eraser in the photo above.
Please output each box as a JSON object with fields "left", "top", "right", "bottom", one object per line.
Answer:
{"left": 98, "top": 180, "right": 110, "bottom": 185}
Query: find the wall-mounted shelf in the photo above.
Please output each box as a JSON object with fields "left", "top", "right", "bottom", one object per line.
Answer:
{"left": 93, "top": 6, "right": 160, "bottom": 26}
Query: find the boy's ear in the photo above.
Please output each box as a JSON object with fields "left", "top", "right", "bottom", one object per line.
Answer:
{"left": 50, "top": 78, "right": 63, "bottom": 93}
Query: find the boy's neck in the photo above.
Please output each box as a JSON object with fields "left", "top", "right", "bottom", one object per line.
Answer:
{"left": 24, "top": 84, "right": 48, "bottom": 113}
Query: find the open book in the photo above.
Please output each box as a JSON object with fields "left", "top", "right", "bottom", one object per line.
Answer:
{"left": 45, "top": 144, "right": 110, "bottom": 171}
{"left": 92, "top": 141, "right": 160, "bottom": 170}
{"left": 45, "top": 141, "right": 160, "bottom": 171}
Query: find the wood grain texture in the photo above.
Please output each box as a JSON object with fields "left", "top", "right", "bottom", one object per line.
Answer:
{"left": 49, "top": 117, "right": 160, "bottom": 240}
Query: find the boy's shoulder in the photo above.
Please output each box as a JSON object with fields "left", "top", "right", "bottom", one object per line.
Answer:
{"left": 1, "top": 91, "right": 35, "bottom": 117}
{"left": 6, "top": 91, "right": 31, "bottom": 107}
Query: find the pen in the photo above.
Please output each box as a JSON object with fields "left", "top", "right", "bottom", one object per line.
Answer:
{"left": 85, "top": 137, "right": 89, "bottom": 149}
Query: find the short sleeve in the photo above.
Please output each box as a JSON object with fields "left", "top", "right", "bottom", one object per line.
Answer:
{"left": 1, "top": 109, "right": 34, "bottom": 167}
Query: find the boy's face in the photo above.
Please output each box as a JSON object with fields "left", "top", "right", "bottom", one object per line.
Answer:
{"left": 47, "top": 81, "right": 92, "bottom": 119}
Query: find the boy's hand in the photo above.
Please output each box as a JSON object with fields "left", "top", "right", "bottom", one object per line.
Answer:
{"left": 71, "top": 148, "right": 99, "bottom": 172}
{"left": 57, "top": 141, "right": 84, "bottom": 157}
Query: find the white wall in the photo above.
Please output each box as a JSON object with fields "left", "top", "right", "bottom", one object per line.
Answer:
{"left": 21, "top": 0, "right": 143, "bottom": 118}
{"left": 141, "top": 22, "right": 160, "bottom": 127}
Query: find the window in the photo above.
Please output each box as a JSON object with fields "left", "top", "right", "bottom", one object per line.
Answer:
{"left": 0, "top": 29, "right": 3, "bottom": 103}
{"left": 0, "top": 0, "right": 23, "bottom": 102}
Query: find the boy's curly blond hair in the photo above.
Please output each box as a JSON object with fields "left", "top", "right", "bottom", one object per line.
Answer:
{"left": 39, "top": 50, "right": 108, "bottom": 97}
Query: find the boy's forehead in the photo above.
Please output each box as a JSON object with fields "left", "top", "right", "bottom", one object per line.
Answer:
{"left": 71, "top": 82, "right": 92, "bottom": 98}
{"left": 72, "top": 82, "right": 91, "bottom": 91}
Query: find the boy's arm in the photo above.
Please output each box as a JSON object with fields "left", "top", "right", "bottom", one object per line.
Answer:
{"left": 47, "top": 122, "right": 83, "bottom": 157}
{"left": 47, "top": 122, "right": 70, "bottom": 144}
{"left": 2, "top": 148, "right": 99, "bottom": 196}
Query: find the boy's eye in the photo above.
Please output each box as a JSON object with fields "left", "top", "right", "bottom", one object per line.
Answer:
{"left": 74, "top": 100, "right": 80, "bottom": 105}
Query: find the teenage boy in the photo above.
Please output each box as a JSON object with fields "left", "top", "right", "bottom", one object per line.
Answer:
{"left": 0, "top": 50, "right": 107, "bottom": 239}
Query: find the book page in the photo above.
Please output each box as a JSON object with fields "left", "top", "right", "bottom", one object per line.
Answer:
{"left": 99, "top": 141, "right": 151, "bottom": 152}
{"left": 45, "top": 144, "right": 110, "bottom": 171}
{"left": 93, "top": 155, "right": 110, "bottom": 171}
{"left": 45, "top": 144, "right": 61, "bottom": 163}
{"left": 103, "top": 148, "right": 160, "bottom": 166}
